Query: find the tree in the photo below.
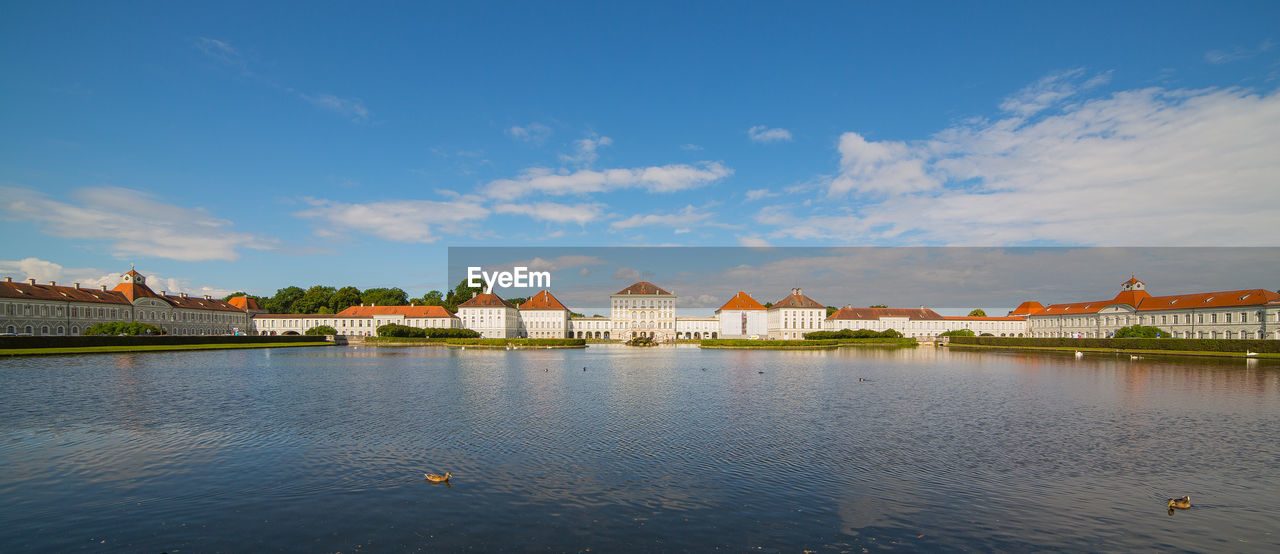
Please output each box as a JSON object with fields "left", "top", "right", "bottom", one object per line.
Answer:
{"left": 331, "top": 286, "right": 362, "bottom": 312}
{"left": 939, "top": 329, "right": 976, "bottom": 337}
{"left": 826, "top": 306, "right": 838, "bottom": 316}
{"left": 870, "top": 304, "right": 888, "bottom": 308}
{"left": 305, "top": 325, "right": 337, "bottom": 336}
{"left": 223, "top": 291, "right": 248, "bottom": 301}
{"left": 294, "top": 285, "right": 336, "bottom": 314}
{"left": 264, "top": 286, "right": 305, "bottom": 314}
{"left": 418, "top": 290, "right": 445, "bottom": 306}
{"left": 507, "top": 297, "right": 529, "bottom": 307}
{"left": 445, "top": 279, "right": 483, "bottom": 312}
{"left": 968, "top": 309, "right": 987, "bottom": 317}
{"left": 362, "top": 287, "right": 409, "bottom": 306}
{"left": 84, "top": 321, "right": 167, "bottom": 335}
{"left": 763, "top": 302, "right": 773, "bottom": 308}
{"left": 1113, "top": 324, "right": 1170, "bottom": 338}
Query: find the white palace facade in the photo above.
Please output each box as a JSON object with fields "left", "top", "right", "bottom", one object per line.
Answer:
{"left": 0, "top": 269, "right": 250, "bottom": 336}
{"left": 13, "top": 269, "right": 1266, "bottom": 342}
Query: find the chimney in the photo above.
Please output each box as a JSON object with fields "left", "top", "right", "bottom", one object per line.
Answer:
{"left": 101, "top": 285, "right": 108, "bottom": 291}
{"left": 204, "top": 295, "right": 211, "bottom": 300}
{"left": 74, "top": 283, "right": 80, "bottom": 289}
{"left": 4, "top": 276, "right": 10, "bottom": 282}
{"left": 50, "top": 281, "right": 56, "bottom": 286}
{"left": 161, "top": 291, "right": 167, "bottom": 296}
{"left": 920, "top": 305, "right": 925, "bottom": 310}
{"left": 181, "top": 292, "right": 188, "bottom": 298}
{"left": 28, "top": 278, "right": 36, "bottom": 285}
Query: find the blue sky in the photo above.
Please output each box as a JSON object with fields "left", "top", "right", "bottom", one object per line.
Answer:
{"left": 2, "top": 1, "right": 1279, "bottom": 299}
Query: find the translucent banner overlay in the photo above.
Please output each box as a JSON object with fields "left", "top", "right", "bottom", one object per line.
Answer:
{"left": 447, "top": 247, "right": 1280, "bottom": 316}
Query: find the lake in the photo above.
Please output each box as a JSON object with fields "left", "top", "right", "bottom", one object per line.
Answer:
{"left": 1, "top": 345, "right": 1277, "bottom": 552}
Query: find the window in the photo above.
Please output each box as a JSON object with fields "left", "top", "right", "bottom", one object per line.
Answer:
{"left": 1225, "top": 313, "right": 1232, "bottom": 323}
{"left": 1211, "top": 314, "right": 1218, "bottom": 323}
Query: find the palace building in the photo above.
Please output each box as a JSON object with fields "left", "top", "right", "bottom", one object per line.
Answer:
{"left": 0, "top": 268, "right": 250, "bottom": 336}
{"left": 251, "top": 304, "right": 458, "bottom": 336}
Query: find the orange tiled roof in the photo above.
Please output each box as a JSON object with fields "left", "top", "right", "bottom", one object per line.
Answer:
{"left": 772, "top": 291, "right": 824, "bottom": 309}
{"left": 458, "top": 292, "right": 517, "bottom": 309}
{"left": 519, "top": 290, "right": 569, "bottom": 310}
{"left": 942, "top": 316, "right": 1026, "bottom": 321}
{"left": 717, "top": 291, "right": 766, "bottom": 311}
{"left": 614, "top": 281, "right": 671, "bottom": 295}
{"left": 1007, "top": 301, "right": 1044, "bottom": 316}
{"left": 827, "top": 307, "right": 942, "bottom": 320}
{"left": 228, "top": 296, "right": 262, "bottom": 311}
{"left": 337, "top": 305, "right": 457, "bottom": 318}
{"left": 0, "top": 278, "right": 244, "bottom": 312}
{"left": 1135, "top": 289, "right": 1280, "bottom": 311}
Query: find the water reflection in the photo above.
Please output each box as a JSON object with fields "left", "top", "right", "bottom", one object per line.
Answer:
{"left": 0, "top": 346, "right": 1277, "bottom": 551}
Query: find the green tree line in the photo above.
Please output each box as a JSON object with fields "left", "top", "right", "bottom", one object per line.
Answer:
{"left": 226, "top": 280, "right": 485, "bottom": 315}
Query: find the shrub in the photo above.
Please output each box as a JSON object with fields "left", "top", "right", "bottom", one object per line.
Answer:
{"left": 939, "top": 329, "right": 976, "bottom": 337}
{"left": 83, "top": 321, "right": 167, "bottom": 336}
{"left": 305, "top": 325, "right": 337, "bottom": 336}
{"left": 1112, "top": 325, "right": 1171, "bottom": 338}
{"left": 804, "top": 328, "right": 905, "bottom": 340}
{"left": 377, "top": 324, "right": 481, "bottom": 339}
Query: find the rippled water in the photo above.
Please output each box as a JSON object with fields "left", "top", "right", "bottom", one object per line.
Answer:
{"left": 1, "top": 345, "right": 1278, "bottom": 552}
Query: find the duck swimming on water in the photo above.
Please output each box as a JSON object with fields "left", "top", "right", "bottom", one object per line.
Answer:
{"left": 425, "top": 472, "right": 452, "bottom": 484}
{"left": 1167, "top": 496, "right": 1191, "bottom": 509}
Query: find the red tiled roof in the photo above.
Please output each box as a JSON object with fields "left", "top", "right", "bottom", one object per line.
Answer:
{"left": 717, "top": 291, "right": 765, "bottom": 311}
{"left": 458, "top": 292, "right": 517, "bottom": 309}
{"left": 113, "top": 281, "right": 165, "bottom": 302}
{"left": 228, "top": 296, "right": 262, "bottom": 311}
{"left": 337, "top": 305, "right": 457, "bottom": 318}
{"left": 614, "top": 281, "right": 671, "bottom": 295}
{"left": 772, "top": 291, "right": 824, "bottom": 309}
{"left": 1007, "top": 301, "right": 1044, "bottom": 316}
{"left": 1135, "top": 289, "right": 1280, "bottom": 311}
{"left": 942, "top": 316, "right": 1026, "bottom": 321}
{"left": 827, "top": 307, "right": 942, "bottom": 320}
{"left": 0, "top": 280, "right": 131, "bottom": 304}
{"left": 519, "top": 290, "right": 569, "bottom": 311}
{"left": 0, "top": 278, "right": 244, "bottom": 312}
{"left": 1123, "top": 276, "right": 1142, "bottom": 285}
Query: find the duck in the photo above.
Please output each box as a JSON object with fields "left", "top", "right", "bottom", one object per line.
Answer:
{"left": 1245, "top": 350, "right": 1258, "bottom": 357}
{"left": 424, "top": 471, "right": 452, "bottom": 484}
{"left": 1167, "top": 495, "right": 1191, "bottom": 509}
{"left": 1130, "top": 355, "right": 1142, "bottom": 360}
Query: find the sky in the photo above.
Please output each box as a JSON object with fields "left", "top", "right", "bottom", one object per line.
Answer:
{"left": 2, "top": 1, "right": 1279, "bottom": 303}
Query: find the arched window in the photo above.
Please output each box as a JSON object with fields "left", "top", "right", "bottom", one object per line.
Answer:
{"left": 40, "top": 326, "right": 49, "bottom": 335}
{"left": 5, "top": 325, "right": 14, "bottom": 333}
{"left": 25, "top": 325, "right": 33, "bottom": 334}
{"left": 71, "top": 326, "right": 79, "bottom": 335}
{"left": 56, "top": 326, "right": 65, "bottom": 335}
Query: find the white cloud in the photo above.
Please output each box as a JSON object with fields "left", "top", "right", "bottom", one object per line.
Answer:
{"left": 194, "top": 37, "right": 244, "bottom": 69}
{"left": 997, "top": 68, "right": 1110, "bottom": 117}
{"left": 737, "top": 235, "right": 772, "bottom": 247}
{"left": 610, "top": 205, "right": 716, "bottom": 230}
{"left": 788, "top": 77, "right": 1280, "bottom": 246}
{"left": 683, "top": 294, "right": 721, "bottom": 308}
{"left": 301, "top": 93, "right": 370, "bottom": 123}
{"left": 294, "top": 197, "right": 489, "bottom": 243}
{"left": 829, "top": 132, "right": 940, "bottom": 196}
{"left": 493, "top": 202, "right": 606, "bottom": 225}
{"left": 748, "top": 125, "right": 793, "bottom": 143}
{"left": 506, "top": 123, "right": 553, "bottom": 144}
{"left": 1205, "top": 39, "right": 1275, "bottom": 64}
{"left": 484, "top": 161, "right": 733, "bottom": 200}
{"left": 680, "top": 143, "right": 703, "bottom": 151}
{"left": 744, "top": 189, "right": 777, "bottom": 201}
{"left": 0, "top": 186, "right": 277, "bottom": 261}
{"left": 560, "top": 134, "right": 613, "bottom": 166}
{"left": 612, "top": 266, "right": 641, "bottom": 281}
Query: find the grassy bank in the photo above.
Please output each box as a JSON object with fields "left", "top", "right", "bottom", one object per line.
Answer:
{"left": 0, "top": 342, "right": 332, "bottom": 357}
{"left": 445, "top": 338, "right": 587, "bottom": 348}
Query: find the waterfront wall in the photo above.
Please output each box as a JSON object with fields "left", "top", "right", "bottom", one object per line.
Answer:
{"left": 0, "top": 335, "right": 326, "bottom": 349}
{"left": 949, "top": 336, "right": 1279, "bottom": 353}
